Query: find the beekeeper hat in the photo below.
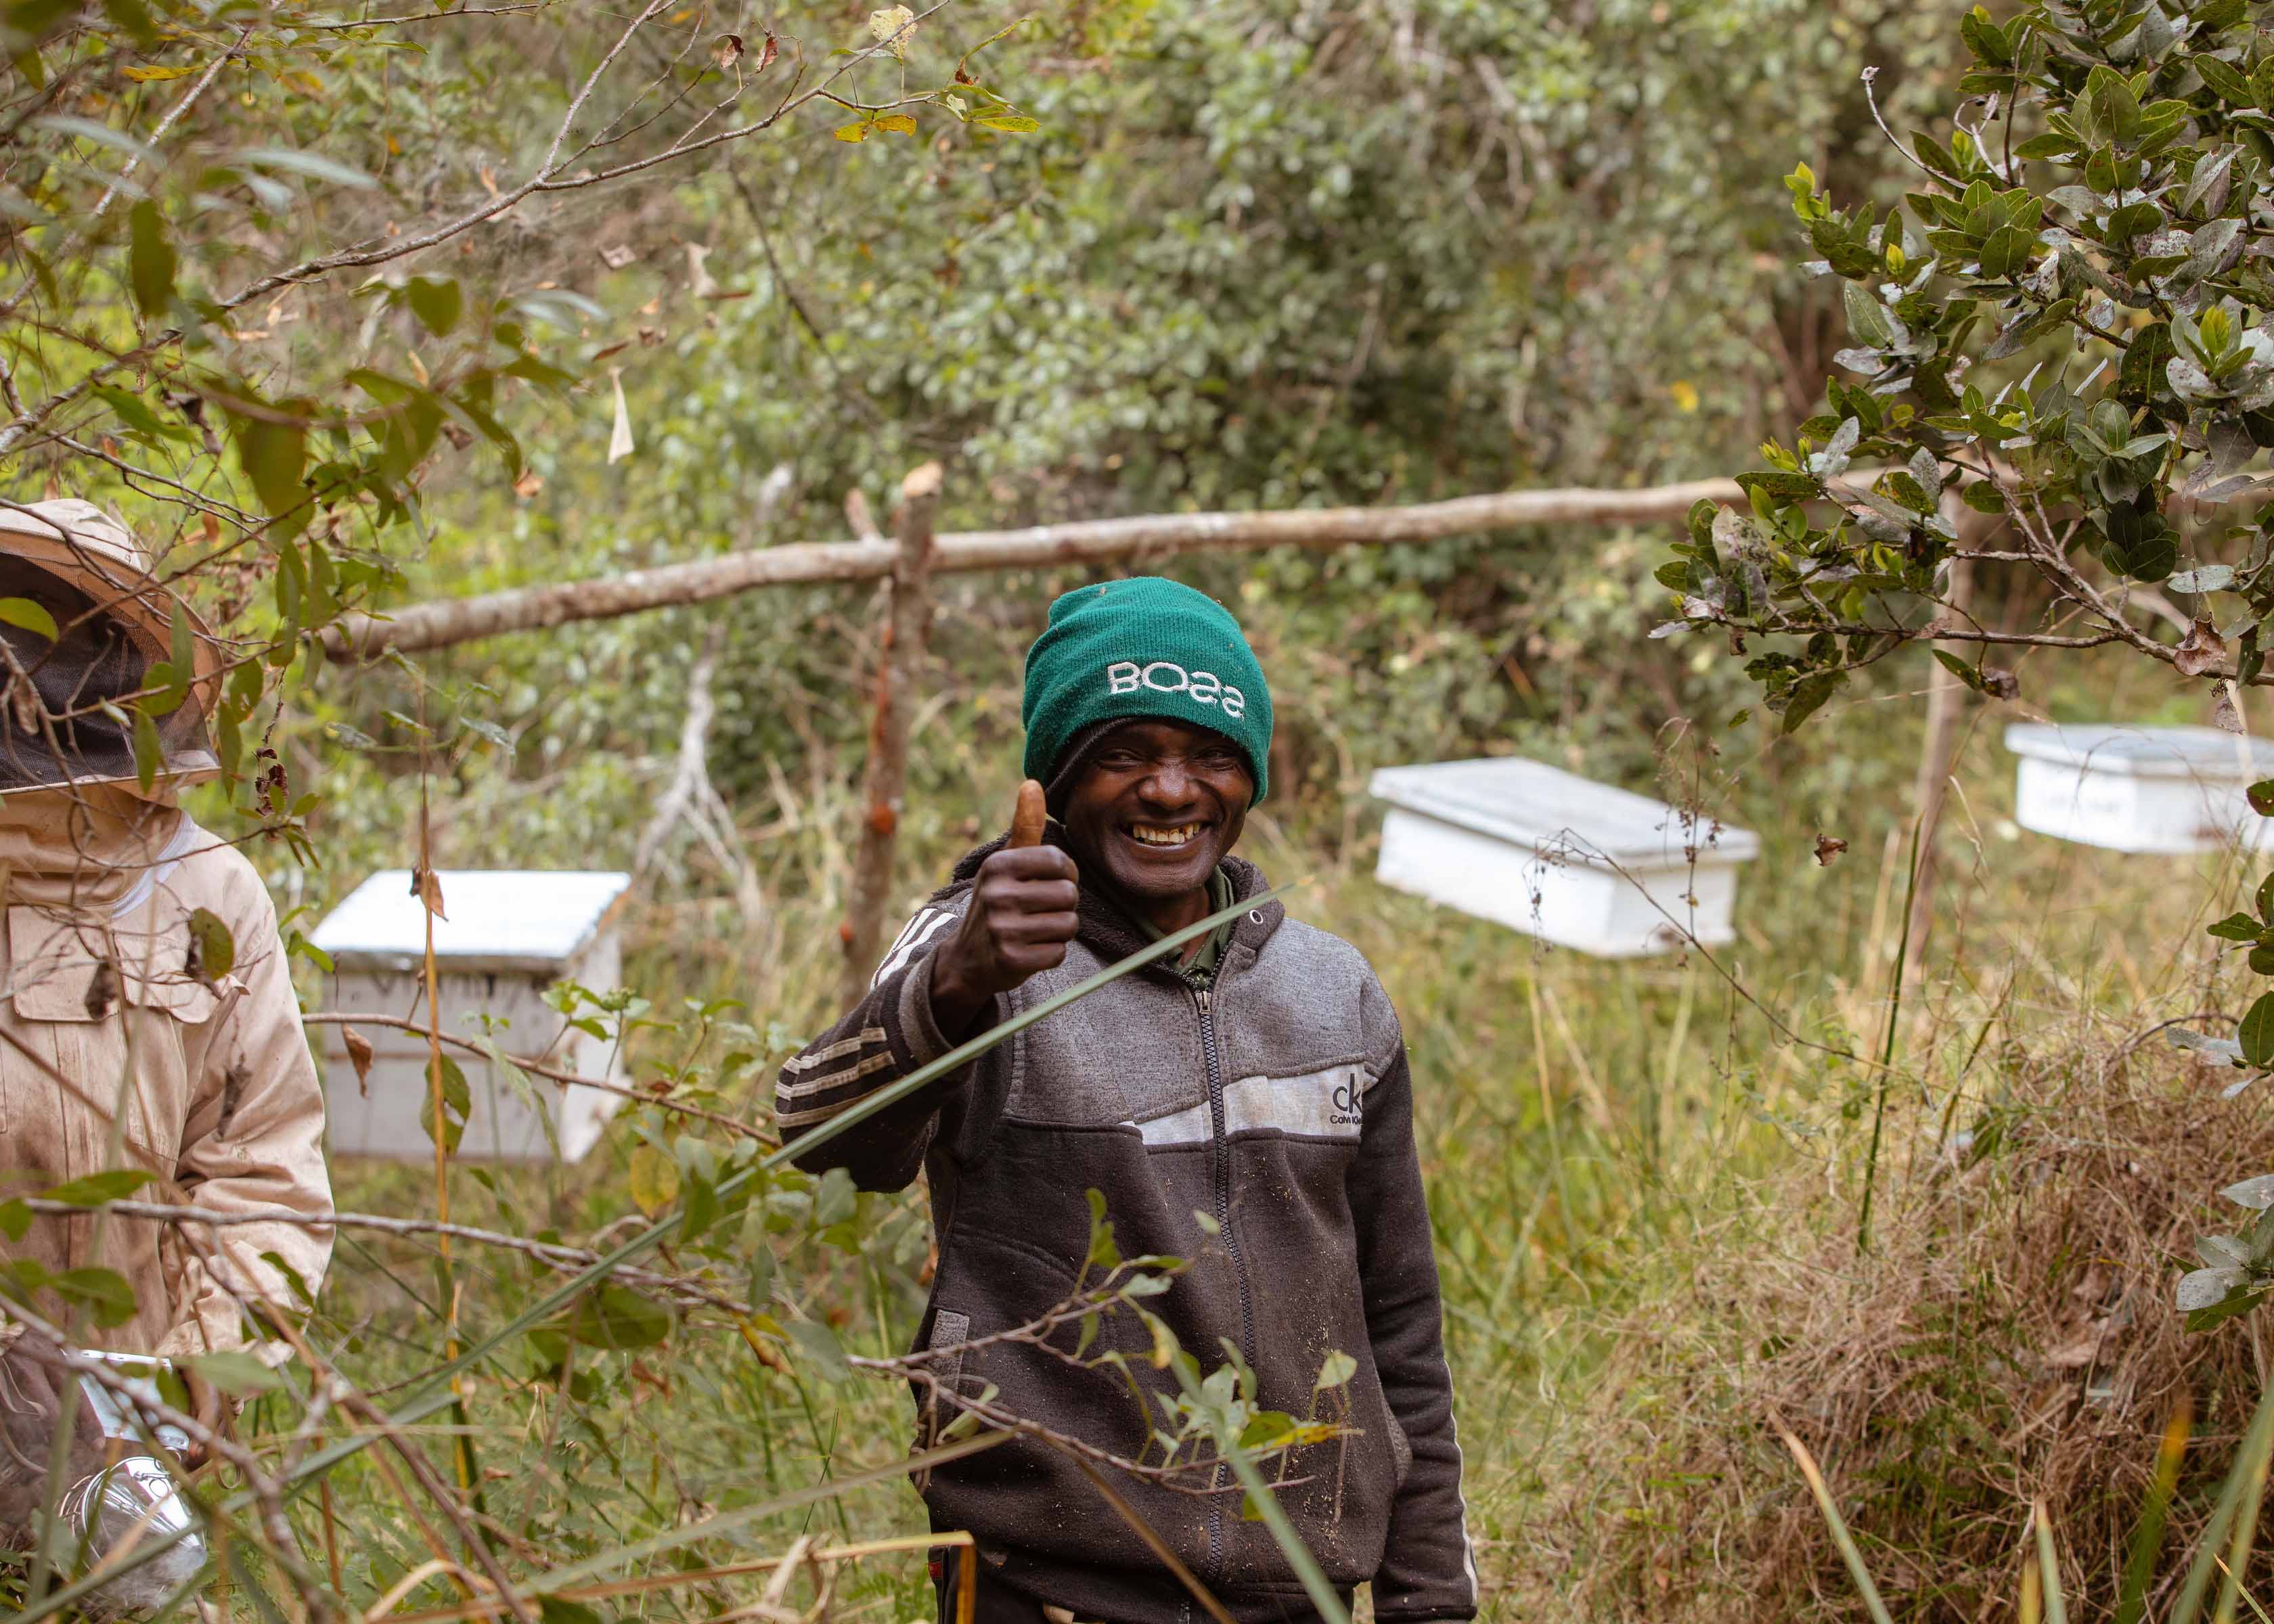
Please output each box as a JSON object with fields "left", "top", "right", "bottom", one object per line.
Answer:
{"left": 0, "top": 499, "right": 221, "bottom": 794}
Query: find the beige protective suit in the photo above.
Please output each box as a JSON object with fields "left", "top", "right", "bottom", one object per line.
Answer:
{"left": 0, "top": 496, "right": 330, "bottom": 1359}
{"left": 0, "top": 784, "right": 333, "bottom": 1356}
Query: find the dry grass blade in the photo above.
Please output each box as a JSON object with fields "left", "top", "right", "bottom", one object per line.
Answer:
{"left": 2032, "top": 1500, "right": 2068, "bottom": 1624}
{"left": 1768, "top": 1412, "right": 1896, "bottom": 1624}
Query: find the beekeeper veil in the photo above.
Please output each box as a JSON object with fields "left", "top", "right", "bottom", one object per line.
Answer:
{"left": 0, "top": 499, "right": 219, "bottom": 797}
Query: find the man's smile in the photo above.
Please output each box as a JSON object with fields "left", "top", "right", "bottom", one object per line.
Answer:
{"left": 1128, "top": 820, "right": 1209, "bottom": 849}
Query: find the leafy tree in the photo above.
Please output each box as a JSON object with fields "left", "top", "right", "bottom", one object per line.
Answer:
{"left": 1666, "top": 0, "right": 2274, "bottom": 1326}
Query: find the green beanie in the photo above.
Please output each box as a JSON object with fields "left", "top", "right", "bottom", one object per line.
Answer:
{"left": 1021, "top": 577, "right": 1274, "bottom": 803}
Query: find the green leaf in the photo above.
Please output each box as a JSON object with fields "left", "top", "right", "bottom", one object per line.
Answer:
{"left": 1842, "top": 281, "right": 1895, "bottom": 348}
{"left": 537, "top": 1601, "right": 605, "bottom": 1624}
{"left": 784, "top": 1316, "right": 851, "bottom": 1380}
{"left": 812, "top": 1165, "right": 857, "bottom": 1229}
{"left": 2240, "top": 992, "right": 2274, "bottom": 1068}
{"left": 0, "top": 596, "right": 58, "bottom": 641}
{"left": 187, "top": 906, "right": 236, "bottom": 982}
{"left": 127, "top": 199, "right": 173, "bottom": 319}
{"left": 2213, "top": 910, "right": 2267, "bottom": 940}
{"left": 48, "top": 1265, "right": 139, "bottom": 1328}
{"left": 1978, "top": 223, "right": 2036, "bottom": 279}
{"left": 972, "top": 114, "right": 1040, "bottom": 133}
{"left": 2180, "top": 1266, "right": 2259, "bottom": 1331}
{"left": 405, "top": 275, "right": 462, "bottom": 338}
{"left": 679, "top": 1171, "right": 719, "bottom": 1246}
{"left": 228, "top": 408, "right": 307, "bottom": 520}
{"left": 1314, "top": 1351, "right": 1356, "bottom": 1391}
{"left": 2196, "top": 54, "right": 2256, "bottom": 106}
{"left": 1881, "top": 471, "right": 1935, "bottom": 514}
{"left": 1960, "top": 7, "right": 2010, "bottom": 66}
{"left": 423, "top": 1054, "right": 470, "bottom": 1154}
{"left": 182, "top": 1349, "right": 284, "bottom": 1395}
{"left": 1735, "top": 470, "right": 1819, "bottom": 501}
{"left": 1781, "top": 671, "right": 1844, "bottom": 734}
{"left": 2089, "top": 64, "right": 2143, "bottom": 145}
{"left": 0, "top": 1201, "right": 28, "bottom": 1242}
{"left": 1933, "top": 649, "right": 1990, "bottom": 694}
{"left": 1239, "top": 1409, "right": 1299, "bottom": 1449}
{"left": 234, "top": 145, "right": 377, "bottom": 189}
{"left": 561, "top": 1284, "right": 673, "bottom": 1351}
{"left": 37, "top": 1169, "right": 154, "bottom": 1206}
{"left": 130, "top": 703, "right": 160, "bottom": 792}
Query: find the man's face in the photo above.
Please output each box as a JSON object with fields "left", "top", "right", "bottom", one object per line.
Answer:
{"left": 1060, "top": 720, "right": 1253, "bottom": 902}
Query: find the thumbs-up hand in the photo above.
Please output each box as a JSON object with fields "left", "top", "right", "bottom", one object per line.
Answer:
{"left": 929, "top": 780, "right": 1080, "bottom": 1036}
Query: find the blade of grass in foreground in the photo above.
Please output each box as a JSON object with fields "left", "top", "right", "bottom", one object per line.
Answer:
{"left": 2214, "top": 1407, "right": 2274, "bottom": 1624}
{"left": 14, "top": 884, "right": 1295, "bottom": 1624}
{"left": 2032, "top": 1501, "right": 2068, "bottom": 1624}
{"left": 2175, "top": 1361, "right": 2274, "bottom": 1624}
{"left": 2115, "top": 1399, "right": 2191, "bottom": 1624}
{"left": 1770, "top": 1413, "right": 1896, "bottom": 1624}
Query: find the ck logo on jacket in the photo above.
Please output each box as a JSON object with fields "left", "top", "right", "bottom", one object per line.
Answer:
{"left": 1331, "top": 1072, "right": 1365, "bottom": 1128}
{"left": 1104, "top": 658, "right": 1248, "bottom": 717}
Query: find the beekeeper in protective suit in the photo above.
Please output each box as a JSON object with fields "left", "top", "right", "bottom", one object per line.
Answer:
{"left": 0, "top": 500, "right": 332, "bottom": 1594}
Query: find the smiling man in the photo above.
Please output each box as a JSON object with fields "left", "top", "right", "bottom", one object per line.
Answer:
{"left": 776, "top": 578, "right": 1474, "bottom": 1624}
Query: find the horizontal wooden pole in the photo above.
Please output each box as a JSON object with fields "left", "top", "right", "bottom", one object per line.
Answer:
{"left": 326, "top": 476, "right": 1752, "bottom": 659}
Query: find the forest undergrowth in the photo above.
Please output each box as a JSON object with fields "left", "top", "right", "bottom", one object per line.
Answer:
{"left": 296, "top": 629, "right": 2274, "bottom": 1624}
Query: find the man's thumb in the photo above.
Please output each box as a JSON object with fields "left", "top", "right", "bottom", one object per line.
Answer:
{"left": 1008, "top": 780, "right": 1047, "bottom": 849}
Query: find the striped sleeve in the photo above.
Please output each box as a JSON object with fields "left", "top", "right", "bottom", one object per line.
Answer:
{"left": 772, "top": 898, "right": 979, "bottom": 1190}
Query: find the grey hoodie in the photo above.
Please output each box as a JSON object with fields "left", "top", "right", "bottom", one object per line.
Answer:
{"left": 776, "top": 839, "right": 1476, "bottom": 1623}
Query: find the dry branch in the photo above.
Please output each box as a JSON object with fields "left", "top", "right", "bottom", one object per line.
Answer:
{"left": 326, "top": 476, "right": 1758, "bottom": 658}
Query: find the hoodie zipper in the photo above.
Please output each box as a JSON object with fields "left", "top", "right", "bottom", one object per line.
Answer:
{"left": 1193, "top": 979, "right": 1256, "bottom": 1585}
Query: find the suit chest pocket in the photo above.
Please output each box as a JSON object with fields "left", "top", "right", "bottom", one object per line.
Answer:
{"left": 3, "top": 906, "right": 223, "bottom": 1160}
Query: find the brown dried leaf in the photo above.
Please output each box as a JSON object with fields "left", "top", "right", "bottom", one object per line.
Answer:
{"left": 513, "top": 468, "right": 544, "bottom": 499}
{"left": 711, "top": 31, "right": 743, "bottom": 69}
{"left": 343, "top": 1027, "right": 376, "bottom": 1097}
{"left": 2042, "top": 1318, "right": 2118, "bottom": 1369}
{"left": 2216, "top": 682, "right": 2246, "bottom": 734}
{"left": 1813, "top": 833, "right": 1848, "bottom": 867}
{"left": 414, "top": 867, "right": 447, "bottom": 920}
{"left": 2176, "top": 618, "right": 2227, "bottom": 678}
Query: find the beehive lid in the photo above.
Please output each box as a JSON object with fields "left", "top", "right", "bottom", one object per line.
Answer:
{"left": 311, "top": 870, "right": 631, "bottom": 974}
{"left": 2003, "top": 723, "right": 2274, "bottom": 780}
{"left": 1368, "top": 757, "right": 1759, "bottom": 870}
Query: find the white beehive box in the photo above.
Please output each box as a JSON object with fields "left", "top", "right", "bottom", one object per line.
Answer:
{"left": 310, "top": 870, "right": 633, "bottom": 1163}
{"left": 2005, "top": 723, "right": 2274, "bottom": 855}
{"left": 1368, "top": 758, "right": 1759, "bottom": 957}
